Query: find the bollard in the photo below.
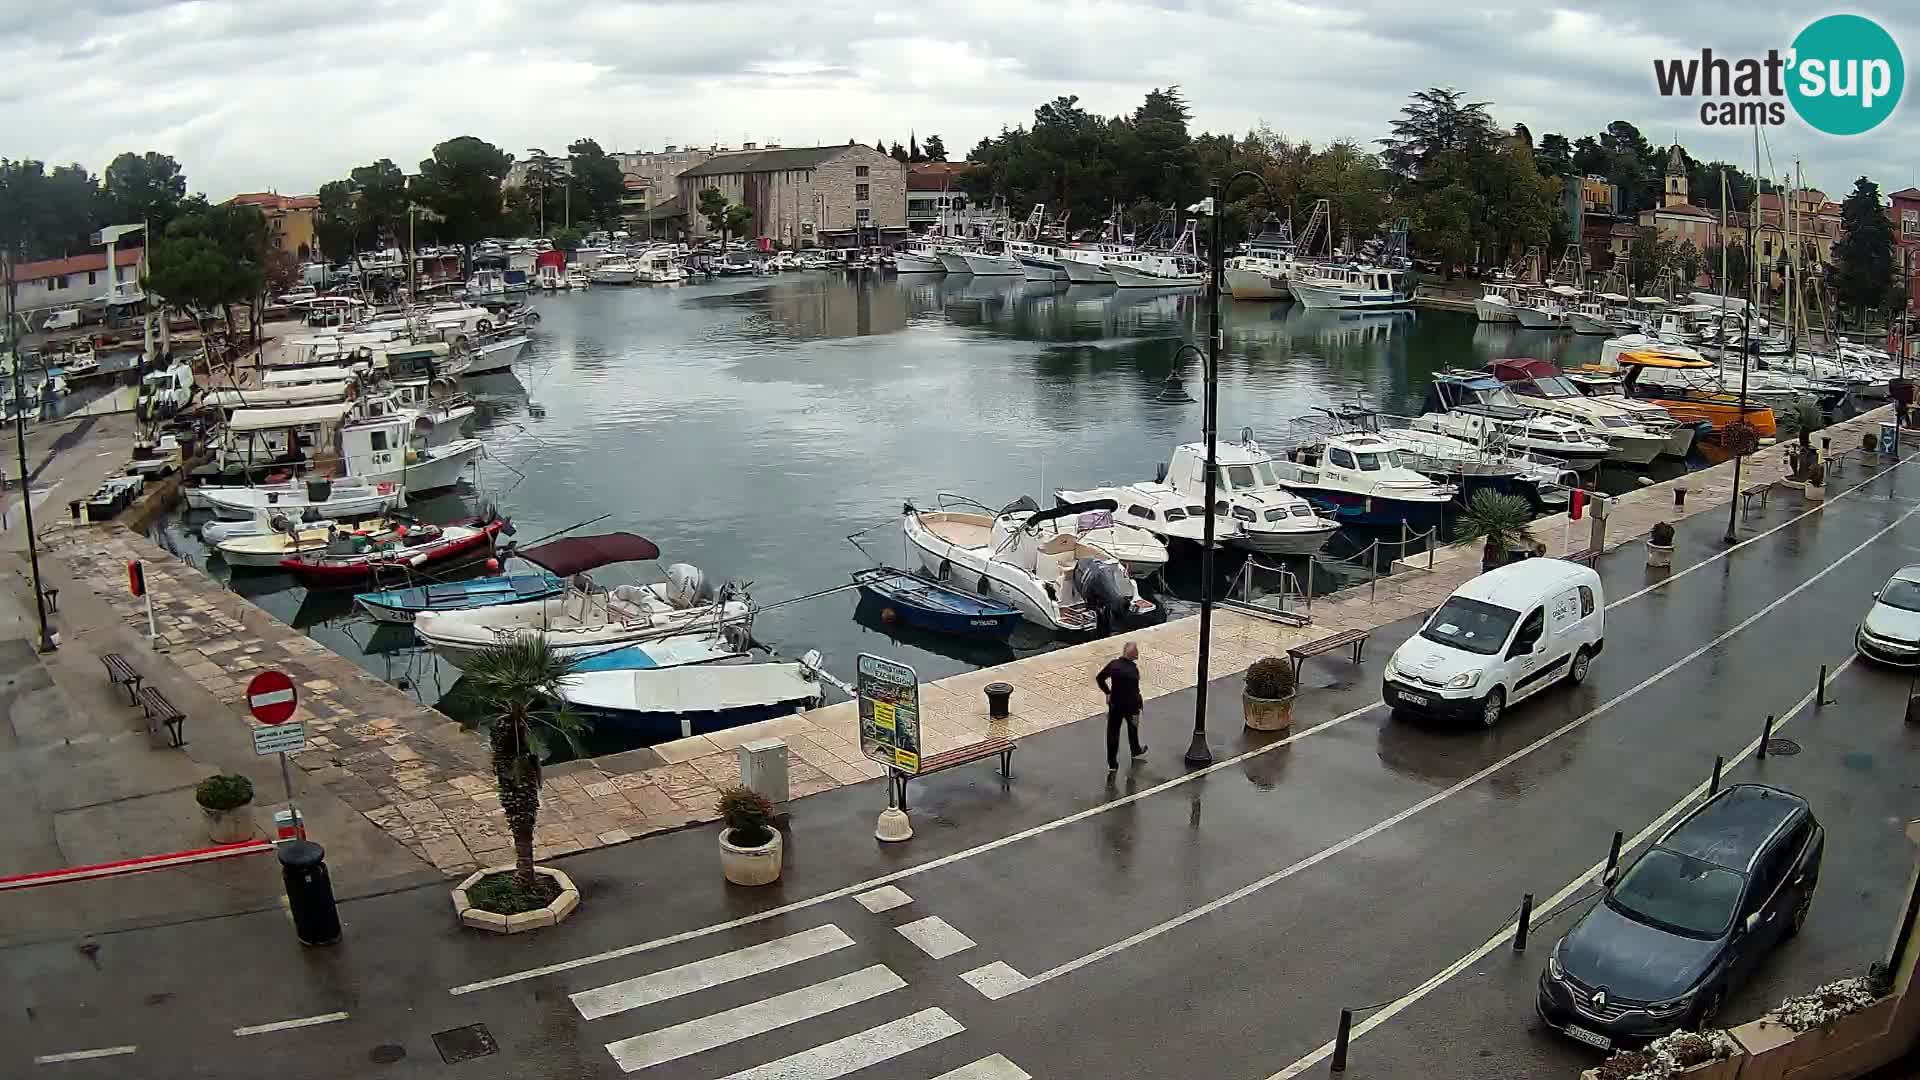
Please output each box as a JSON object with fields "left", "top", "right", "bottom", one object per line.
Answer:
{"left": 1513, "top": 893, "right": 1534, "bottom": 952}
{"left": 1711, "top": 755, "right": 1724, "bottom": 794}
{"left": 1674, "top": 485, "right": 1688, "bottom": 509}
{"left": 984, "top": 682, "right": 1014, "bottom": 720}
{"left": 1818, "top": 665, "right": 1828, "bottom": 709}
{"left": 1605, "top": 830, "right": 1624, "bottom": 882}
{"left": 1330, "top": 1008, "right": 1353, "bottom": 1073}
{"left": 278, "top": 840, "right": 341, "bottom": 946}
{"left": 1759, "top": 713, "right": 1774, "bottom": 759}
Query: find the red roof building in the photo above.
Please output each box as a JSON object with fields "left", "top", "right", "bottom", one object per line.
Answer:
{"left": 225, "top": 191, "right": 320, "bottom": 260}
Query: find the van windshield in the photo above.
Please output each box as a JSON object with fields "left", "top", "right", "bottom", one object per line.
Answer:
{"left": 1420, "top": 596, "right": 1521, "bottom": 656}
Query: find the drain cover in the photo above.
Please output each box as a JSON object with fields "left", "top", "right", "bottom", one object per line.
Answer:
{"left": 1765, "top": 738, "right": 1802, "bottom": 756}
{"left": 432, "top": 1024, "right": 497, "bottom": 1064}
{"left": 368, "top": 1044, "right": 406, "bottom": 1065}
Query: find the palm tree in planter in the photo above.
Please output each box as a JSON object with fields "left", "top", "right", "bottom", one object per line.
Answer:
{"left": 461, "top": 636, "right": 587, "bottom": 904}
{"left": 1456, "top": 490, "right": 1536, "bottom": 572}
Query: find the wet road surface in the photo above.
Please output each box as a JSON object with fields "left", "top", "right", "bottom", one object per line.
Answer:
{"left": 8, "top": 459, "right": 1920, "bottom": 1078}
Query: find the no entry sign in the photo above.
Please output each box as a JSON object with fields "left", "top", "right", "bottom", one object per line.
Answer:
{"left": 246, "top": 670, "right": 298, "bottom": 725}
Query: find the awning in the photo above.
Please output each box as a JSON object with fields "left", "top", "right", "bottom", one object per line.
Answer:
{"left": 203, "top": 383, "right": 351, "bottom": 409}
{"left": 1617, "top": 351, "right": 1714, "bottom": 370}
{"left": 264, "top": 366, "right": 359, "bottom": 385}
{"left": 518, "top": 532, "right": 662, "bottom": 575}
{"left": 225, "top": 400, "right": 357, "bottom": 432}
{"left": 1489, "top": 358, "right": 1556, "bottom": 379}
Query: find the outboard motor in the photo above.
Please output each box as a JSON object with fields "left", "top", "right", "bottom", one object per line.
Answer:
{"left": 1073, "top": 560, "right": 1133, "bottom": 629}
{"left": 664, "top": 563, "right": 705, "bottom": 609}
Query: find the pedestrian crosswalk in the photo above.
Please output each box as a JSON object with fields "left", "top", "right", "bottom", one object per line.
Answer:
{"left": 570, "top": 917, "right": 1032, "bottom": 1077}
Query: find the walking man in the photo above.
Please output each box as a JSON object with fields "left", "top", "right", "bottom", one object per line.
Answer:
{"left": 1096, "top": 642, "right": 1146, "bottom": 770}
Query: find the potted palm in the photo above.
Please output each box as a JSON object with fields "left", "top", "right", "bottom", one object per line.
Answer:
{"left": 195, "top": 774, "right": 255, "bottom": 843}
{"left": 1648, "top": 521, "right": 1676, "bottom": 568}
{"left": 450, "top": 637, "right": 589, "bottom": 932}
{"left": 1456, "top": 490, "right": 1536, "bottom": 572}
{"left": 717, "top": 786, "right": 783, "bottom": 886}
{"left": 1243, "top": 657, "right": 1297, "bottom": 732}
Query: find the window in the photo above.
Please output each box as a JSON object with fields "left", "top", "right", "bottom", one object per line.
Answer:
{"left": 1264, "top": 508, "right": 1286, "bottom": 521}
{"left": 1163, "top": 508, "right": 1187, "bottom": 521}
{"left": 1421, "top": 596, "right": 1522, "bottom": 656}
{"left": 855, "top": 184, "right": 870, "bottom": 202}
{"left": 1512, "top": 608, "right": 1546, "bottom": 652}
{"left": 1328, "top": 448, "right": 1356, "bottom": 469}
{"left": 1292, "top": 506, "right": 1316, "bottom": 518}
{"left": 1226, "top": 465, "right": 1256, "bottom": 488}
{"left": 1579, "top": 586, "right": 1596, "bottom": 617}
{"left": 1231, "top": 506, "right": 1256, "bottom": 522}
{"left": 856, "top": 208, "right": 871, "bottom": 224}
{"left": 1187, "top": 506, "right": 1205, "bottom": 517}
{"left": 1127, "top": 505, "right": 1155, "bottom": 521}
{"left": 1610, "top": 849, "right": 1744, "bottom": 938}
{"left": 855, "top": 165, "right": 869, "bottom": 177}
{"left": 1255, "top": 461, "right": 1278, "bottom": 486}
{"left": 1354, "top": 453, "right": 1382, "bottom": 471}
{"left": 1214, "top": 500, "right": 1228, "bottom": 515}
{"left": 370, "top": 431, "right": 389, "bottom": 451}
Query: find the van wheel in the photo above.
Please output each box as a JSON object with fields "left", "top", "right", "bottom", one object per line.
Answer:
{"left": 1570, "top": 647, "right": 1592, "bottom": 686}
{"left": 1479, "top": 688, "right": 1505, "bottom": 728}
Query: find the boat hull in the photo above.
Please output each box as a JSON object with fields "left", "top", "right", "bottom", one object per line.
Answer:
{"left": 1059, "top": 257, "right": 1114, "bottom": 284}
{"left": 937, "top": 251, "right": 975, "bottom": 274}
{"left": 204, "top": 485, "right": 402, "bottom": 521}
{"left": 1285, "top": 488, "right": 1451, "bottom": 529}
{"left": 353, "top": 573, "right": 566, "bottom": 625}
{"left": 1225, "top": 268, "right": 1289, "bottom": 300}
{"left": 894, "top": 253, "right": 945, "bottom": 273}
{"left": 1108, "top": 265, "right": 1204, "bottom": 289}
{"left": 1474, "top": 298, "right": 1518, "bottom": 323}
{"left": 1566, "top": 312, "right": 1615, "bottom": 335}
{"left": 1604, "top": 432, "right": 1666, "bottom": 466}
{"left": 852, "top": 569, "right": 1021, "bottom": 640}
{"left": 1018, "top": 256, "right": 1067, "bottom": 281}
{"left": 463, "top": 336, "right": 527, "bottom": 375}
{"left": 280, "top": 522, "right": 503, "bottom": 585}
{"left": 1225, "top": 524, "right": 1338, "bottom": 556}
{"left": 1292, "top": 281, "right": 1410, "bottom": 309}
{"left": 962, "top": 253, "right": 1022, "bottom": 276}
{"left": 1511, "top": 307, "right": 1563, "bottom": 330}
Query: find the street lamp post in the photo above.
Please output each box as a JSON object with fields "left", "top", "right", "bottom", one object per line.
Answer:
{"left": 1724, "top": 186, "right": 1760, "bottom": 544}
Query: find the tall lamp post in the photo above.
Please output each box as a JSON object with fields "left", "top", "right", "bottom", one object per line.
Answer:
{"left": 1724, "top": 178, "right": 1760, "bottom": 544}
{"left": 1, "top": 249, "right": 56, "bottom": 652}
{"left": 1184, "top": 170, "right": 1272, "bottom": 767}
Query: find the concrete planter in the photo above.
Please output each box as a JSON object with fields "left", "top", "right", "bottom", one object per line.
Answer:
{"left": 1243, "top": 691, "right": 1296, "bottom": 732}
{"left": 1647, "top": 542, "right": 1674, "bottom": 569}
{"left": 1806, "top": 480, "right": 1826, "bottom": 502}
{"left": 720, "top": 828, "right": 783, "bottom": 886}
{"left": 1579, "top": 1054, "right": 1743, "bottom": 1080}
{"left": 1729, "top": 996, "right": 1898, "bottom": 1079}
{"left": 451, "top": 866, "right": 580, "bottom": 934}
{"left": 202, "top": 804, "right": 253, "bottom": 844}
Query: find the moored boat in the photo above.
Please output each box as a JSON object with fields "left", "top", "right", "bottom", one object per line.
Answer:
{"left": 850, "top": 567, "right": 1022, "bottom": 640}
{"left": 353, "top": 572, "right": 567, "bottom": 624}
{"left": 279, "top": 518, "right": 507, "bottom": 585}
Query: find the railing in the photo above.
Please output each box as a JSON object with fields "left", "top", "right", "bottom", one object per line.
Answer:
{"left": 1223, "top": 559, "right": 1310, "bottom": 626}
{"left": 1302, "top": 523, "right": 1442, "bottom": 606}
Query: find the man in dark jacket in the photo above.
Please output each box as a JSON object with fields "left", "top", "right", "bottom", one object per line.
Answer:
{"left": 1096, "top": 642, "right": 1146, "bottom": 769}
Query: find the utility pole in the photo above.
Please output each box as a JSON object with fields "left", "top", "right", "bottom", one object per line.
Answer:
{"left": 1, "top": 249, "right": 55, "bottom": 652}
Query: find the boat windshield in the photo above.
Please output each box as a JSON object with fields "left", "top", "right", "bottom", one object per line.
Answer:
{"left": 1420, "top": 596, "right": 1521, "bottom": 656}
{"left": 1532, "top": 376, "right": 1579, "bottom": 398}
{"left": 1353, "top": 450, "right": 1408, "bottom": 471}
{"left": 1608, "top": 848, "right": 1745, "bottom": 939}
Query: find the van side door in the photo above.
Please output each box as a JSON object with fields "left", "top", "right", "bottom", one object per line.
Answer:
{"left": 1546, "top": 587, "right": 1583, "bottom": 674}
{"left": 1504, "top": 606, "right": 1549, "bottom": 697}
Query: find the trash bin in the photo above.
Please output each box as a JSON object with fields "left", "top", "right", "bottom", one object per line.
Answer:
{"left": 278, "top": 839, "right": 341, "bottom": 946}
{"left": 985, "top": 681, "right": 1014, "bottom": 719}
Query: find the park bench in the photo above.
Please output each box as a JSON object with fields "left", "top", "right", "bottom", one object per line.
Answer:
{"left": 891, "top": 736, "right": 1014, "bottom": 811}
{"left": 101, "top": 653, "right": 143, "bottom": 704}
{"left": 136, "top": 685, "right": 186, "bottom": 749}
{"left": 1739, "top": 481, "right": 1773, "bottom": 516}
{"left": 1561, "top": 548, "right": 1600, "bottom": 567}
{"left": 1288, "top": 629, "right": 1370, "bottom": 681}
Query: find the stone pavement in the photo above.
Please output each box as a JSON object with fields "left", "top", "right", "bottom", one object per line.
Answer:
{"left": 30, "top": 404, "right": 1899, "bottom": 879}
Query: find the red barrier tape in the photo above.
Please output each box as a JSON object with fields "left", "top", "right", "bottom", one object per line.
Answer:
{"left": 0, "top": 840, "right": 274, "bottom": 890}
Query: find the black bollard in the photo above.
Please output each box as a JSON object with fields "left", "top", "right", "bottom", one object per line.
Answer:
{"left": 1331, "top": 1009, "right": 1353, "bottom": 1073}
{"left": 1711, "top": 755, "right": 1724, "bottom": 794}
{"left": 1818, "top": 665, "right": 1828, "bottom": 709}
{"left": 278, "top": 840, "right": 341, "bottom": 946}
{"left": 1759, "top": 714, "right": 1774, "bottom": 759}
{"left": 1605, "top": 830, "right": 1624, "bottom": 883}
{"left": 1514, "top": 893, "right": 1534, "bottom": 952}
{"left": 1675, "top": 486, "right": 1688, "bottom": 509}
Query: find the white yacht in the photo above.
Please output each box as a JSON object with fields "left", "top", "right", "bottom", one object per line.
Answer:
{"left": 1057, "top": 245, "right": 1128, "bottom": 284}
{"left": 1419, "top": 373, "right": 1615, "bottom": 471}
{"left": 1484, "top": 360, "right": 1672, "bottom": 465}
{"left": 466, "top": 270, "right": 507, "bottom": 302}
{"left": 1511, "top": 285, "right": 1579, "bottom": 330}
{"left": 894, "top": 238, "right": 948, "bottom": 273}
{"left": 1223, "top": 255, "right": 1291, "bottom": 300}
{"left": 1268, "top": 430, "right": 1457, "bottom": 528}
{"left": 960, "top": 242, "right": 1022, "bottom": 276}
{"left": 991, "top": 497, "right": 1168, "bottom": 578}
{"left": 1053, "top": 483, "right": 1231, "bottom": 547}
{"left": 1566, "top": 293, "right": 1631, "bottom": 335}
{"left": 589, "top": 259, "right": 638, "bottom": 285}
{"left": 1291, "top": 264, "right": 1413, "bottom": 310}
{"left": 1473, "top": 283, "right": 1528, "bottom": 323}
{"left": 1147, "top": 439, "right": 1341, "bottom": 554}
{"left": 634, "top": 248, "right": 685, "bottom": 283}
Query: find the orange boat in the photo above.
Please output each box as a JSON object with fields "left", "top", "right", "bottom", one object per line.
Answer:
{"left": 1578, "top": 350, "right": 1777, "bottom": 441}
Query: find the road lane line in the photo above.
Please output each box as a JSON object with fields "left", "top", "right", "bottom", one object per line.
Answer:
{"left": 449, "top": 439, "right": 1911, "bottom": 998}
{"left": 572, "top": 925, "right": 854, "bottom": 1021}
{"left": 895, "top": 916, "right": 976, "bottom": 959}
{"left": 716, "top": 1007, "right": 963, "bottom": 1079}
{"left": 994, "top": 505, "right": 1916, "bottom": 999}
{"left": 932, "top": 1055, "right": 1034, "bottom": 1080}
{"left": 232, "top": 1011, "right": 350, "bottom": 1037}
{"left": 1265, "top": 655, "right": 1857, "bottom": 1079}
{"left": 33, "top": 1046, "right": 137, "bottom": 1064}
{"left": 604, "top": 964, "right": 905, "bottom": 1073}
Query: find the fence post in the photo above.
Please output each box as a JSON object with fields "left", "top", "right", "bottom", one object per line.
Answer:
{"left": 1305, "top": 558, "right": 1314, "bottom": 611}
{"left": 1370, "top": 543, "right": 1379, "bottom": 602}
{"left": 1817, "top": 665, "right": 1828, "bottom": 708}
{"left": 1711, "top": 754, "right": 1724, "bottom": 794}
{"left": 1330, "top": 1008, "right": 1353, "bottom": 1073}
{"left": 1605, "top": 830, "right": 1624, "bottom": 882}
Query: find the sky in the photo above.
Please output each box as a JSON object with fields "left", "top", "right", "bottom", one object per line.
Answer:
{"left": 3, "top": 0, "right": 1917, "bottom": 201}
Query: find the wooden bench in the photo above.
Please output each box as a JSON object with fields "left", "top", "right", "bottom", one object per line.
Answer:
{"left": 101, "top": 653, "right": 143, "bottom": 704}
{"left": 891, "top": 737, "right": 1014, "bottom": 811}
{"left": 1288, "top": 629, "right": 1370, "bottom": 680}
{"left": 136, "top": 685, "right": 186, "bottom": 748}
{"left": 1739, "top": 482, "right": 1773, "bottom": 516}
{"left": 1561, "top": 548, "right": 1600, "bottom": 567}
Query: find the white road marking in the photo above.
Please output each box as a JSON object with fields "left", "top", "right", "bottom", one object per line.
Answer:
{"left": 449, "top": 445, "right": 1911, "bottom": 998}
{"left": 932, "top": 1054, "right": 1034, "bottom": 1080}
{"left": 604, "top": 964, "right": 905, "bottom": 1073}
{"left": 1265, "top": 656, "right": 1856, "bottom": 1079}
{"left": 716, "top": 1007, "right": 963, "bottom": 1079}
{"left": 854, "top": 885, "right": 914, "bottom": 913}
{"left": 959, "top": 962, "right": 1030, "bottom": 1001}
{"left": 995, "top": 504, "right": 1918, "bottom": 999}
{"left": 572, "top": 925, "right": 855, "bottom": 1021}
{"left": 33, "top": 1046, "right": 137, "bottom": 1064}
{"left": 895, "top": 916, "right": 976, "bottom": 959}
{"left": 232, "top": 1011, "right": 349, "bottom": 1037}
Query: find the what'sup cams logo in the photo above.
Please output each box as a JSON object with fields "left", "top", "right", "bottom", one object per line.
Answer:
{"left": 1653, "top": 14, "right": 1904, "bottom": 135}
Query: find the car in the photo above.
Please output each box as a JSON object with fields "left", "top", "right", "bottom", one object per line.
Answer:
{"left": 1383, "top": 559, "right": 1604, "bottom": 726}
{"left": 1856, "top": 565, "right": 1920, "bottom": 666}
{"left": 1537, "top": 784, "right": 1824, "bottom": 1051}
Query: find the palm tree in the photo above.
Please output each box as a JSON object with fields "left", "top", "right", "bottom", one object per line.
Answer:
{"left": 1455, "top": 490, "right": 1536, "bottom": 571}
{"left": 460, "top": 637, "right": 587, "bottom": 888}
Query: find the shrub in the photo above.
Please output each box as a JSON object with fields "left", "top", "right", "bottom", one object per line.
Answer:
{"left": 1723, "top": 419, "right": 1761, "bottom": 458}
{"left": 1596, "top": 1030, "right": 1738, "bottom": 1079}
{"left": 1775, "top": 975, "right": 1878, "bottom": 1032}
{"left": 467, "top": 869, "right": 561, "bottom": 914}
{"left": 717, "top": 785, "right": 776, "bottom": 847}
{"left": 1650, "top": 521, "right": 1676, "bottom": 546}
{"left": 1807, "top": 460, "right": 1826, "bottom": 487}
{"left": 1864, "top": 431, "right": 1880, "bottom": 453}
{"left": 1245, "top": 657, "right": 1296, "bottom": 699}
{"left": 195, "top": 774, "right": 254, "bottom": 811}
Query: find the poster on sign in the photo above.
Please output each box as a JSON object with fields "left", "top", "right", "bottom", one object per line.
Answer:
{"left": 856, "top": 653, "right": 921, "bottom": 774}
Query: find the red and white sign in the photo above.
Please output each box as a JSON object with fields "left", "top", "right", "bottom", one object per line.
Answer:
{"left": 246, "top": 670, "right": 298, "bottom": 725}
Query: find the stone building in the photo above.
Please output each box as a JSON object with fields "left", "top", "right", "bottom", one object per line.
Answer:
{"left": 226, "top": 192, "right": 321, "bottom": 261}
{"left": 675, "top": 144, "right": 907, "bottom": 249}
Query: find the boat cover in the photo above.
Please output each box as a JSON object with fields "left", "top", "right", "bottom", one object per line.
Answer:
{"left": 1022, "top": 497, "right": 1119, "bottom": 529}
{"left": 1488, "top": 358, "right": 1557, "bottom": 380}
{"left": 559, "top": 663, "right": 816, "bottom": 713}
{"left": 519, "top": 531, "right": 662, "bottom": 575}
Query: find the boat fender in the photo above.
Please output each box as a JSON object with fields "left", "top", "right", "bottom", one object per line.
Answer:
{"left": 979, "top": 574, "right": 992, "bottom": 596}
{"left": 935, "top": 559, "right": 951, "bottom": 581}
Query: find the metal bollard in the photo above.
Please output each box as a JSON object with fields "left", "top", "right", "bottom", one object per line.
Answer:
{"left": 1605, "top": 830, "right": 1624, "bottom": 882}
{"left": 1759, "top": 713, "right": 1774, "bottom": 759}
{"left": 1513, "top": 893, "right": 1534, "bottom": 952}
{"left": 1675, "top": 485, "right": 1688, "bottom": 509}
{"left": 1330, "top": 1008, "right": 1353, "bottom": 1073}
{"left": 1817, "top": 665, "right": 1829, "bottom": 708}
{"left": 1711, "top": 755, "right": 1724, "bottom": 794}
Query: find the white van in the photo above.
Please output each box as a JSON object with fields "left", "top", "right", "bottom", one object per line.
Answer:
{"left": 1383, "top": 559, "right": 1604, "bottom": 726}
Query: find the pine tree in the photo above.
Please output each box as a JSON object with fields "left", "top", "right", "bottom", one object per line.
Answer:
{"left": 1833, "top": 176, "right": 1894, "bottom": 321}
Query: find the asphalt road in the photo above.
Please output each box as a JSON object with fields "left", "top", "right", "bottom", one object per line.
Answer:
{"left": 8, "top": 460, "right": 1920, "bottom": 1079}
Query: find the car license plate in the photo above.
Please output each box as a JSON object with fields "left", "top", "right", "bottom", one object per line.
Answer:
{"left": 1398, "top": 691, "right": 1429, "bottom": 706}
{"left": 1565, "top": 1025, "right": 1611, "bottom": 1051}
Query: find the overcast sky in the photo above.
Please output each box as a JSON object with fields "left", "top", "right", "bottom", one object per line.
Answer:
{"left": 3, "top": 0, "right": 1916, "bottom": 201}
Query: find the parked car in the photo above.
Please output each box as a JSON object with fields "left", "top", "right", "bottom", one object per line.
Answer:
{"left": 1383, "top": 559, "right": 1604, "bottom": 726}
{"left": 1856, "top": 565, "right": 1920, "bottom": 666}
{"left": 1537, "top": 783, "right": 1824, "bottom": 1050}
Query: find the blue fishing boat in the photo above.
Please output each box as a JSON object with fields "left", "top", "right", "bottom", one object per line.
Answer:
{"left": 353, "top": 572, "right": 565, "bottom": 624}
{"left": 851, "top": 566, "right": 1022, "bottom": 640}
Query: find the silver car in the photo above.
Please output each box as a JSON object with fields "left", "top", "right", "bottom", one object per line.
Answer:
{"left": 1857, "top": 567, "right": 1920, "bottom": 666}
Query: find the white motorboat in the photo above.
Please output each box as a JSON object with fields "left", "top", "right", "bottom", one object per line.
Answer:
{"left": 1057, "top": 246, "right": 1127, "bottom": 284}
{"left": 1054, "top": 483, "right": 1227, "bottom": 546}
{"left": 466, "top": 270, "right": 507, "bottom": 302}
{"left": 555, "top": 633, "right": 825, "bottom": 741}
{"left": 201, "top": 382, "right": 353, "bottom": 411}
{"left": 1418, "top": 373, "right": 1614, "bottom": 471}
{"left": 1150, "top": 440, "right": 1342, "bottom": 554}
{"left": 1566, "top": 293, "right": 1631, "bottom": 335}
{"left": 1268, "top": 430, "right": 1458, "bottom": 528}
{"left": 1486, "top": 359, "right": 1672, "bottom": 466}
{"left": 565, "top": 266, "right": 592, "bottom": 289}
{"left": 1223, "top": 255, "right": 1291, "bottom": 300}
{"left": 634, "top": 248, "right": 685, "bottom": 283}
{"left": 936, "top": 248, "right": 977, "bottom": 274}
{"left": 461, "top": 334, "right": 527, "bottom": 375}
{"left": 589, "top": 259, "right": 638, "bottom": 285}
{"left": 1291, "top": 263, "right": 1414, "bottom": 310}
{"left": 412, "top": 533, "right": 754, "bottom": 670}
{"left": 961, "top": 243, "right": 1022, "bottom": 276}
{"left": 214, "top": 517, "right": 396, "bottom": 569}
{"left": 901, "top": 498, "right": 1158, "bottom": 633}
{"left": 991, "top": 497, "right": 1168, "bottom": 578}
{"left": 1473, "top": 283, "right": 1527, "bottom": 323}
{"left": 1511, "top": 285, "right": 1579, "bottom": 330}
{"left": 337, "top": 412, "right": 483, "bottom": 493}
{"left": 535, "top": 264, "right": 564, "bottom": 290}
{"left": 894, "top": 238, "right": 948, "bottom": 273}
{"left": 201, "top": 477, "right": 405, "bottom": 522}
{"left": 1107, "top": 251, "right": 1205, "bottom": 288}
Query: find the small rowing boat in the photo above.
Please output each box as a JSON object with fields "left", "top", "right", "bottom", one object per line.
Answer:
{"left": 851, "top": 566, "right": 1022, "bottom": 640}
{"left": 279, "top": 518, "right": 506, "bottom": 585}
{"left": 353, "top": 571, "right": 565, "bottom": 624}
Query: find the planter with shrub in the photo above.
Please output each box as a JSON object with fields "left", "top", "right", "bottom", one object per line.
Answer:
{"left": 1726, "top": 975, "right": 1897, "bottom": 1074}
{"left": 195, "top": 774, "right": 255, "bottom": 843}
{"left": 1804, "top": 460, "right": 1826, "bottom": 501}
{"left": 718, "top": 786, "right": 782, "bottom": 886}
{"left": 1582, "top": 1029, "right": 1742, "bottom": 1080}
{"left": 1647, "top": 521, "right": 1675, "bottom": 569}
{"left": 1865, "top": 431, "right": 1880, "bottom": 455}
{"left": 451, "top": 864, "right": 580, "bottom": 933}
{"left": 1242, "top": 656, "right": 1297, "bottom": 733}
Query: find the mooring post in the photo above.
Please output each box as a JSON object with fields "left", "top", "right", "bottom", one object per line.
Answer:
{"left": 1605, "top": 830, "right": 1624, "bottom": 882}
{"left": 1330, "top": 1009, "right": 1353, "bottom": 1073}
{"left": 1760, "top": 713, "right": 1774, "bottom": 759}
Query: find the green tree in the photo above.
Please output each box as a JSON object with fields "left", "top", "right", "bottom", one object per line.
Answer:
{"left": 922, "top": 134, "right": 947, "bottom": 162}
{"left": 1675, "top": 239, "right": 1703, "bottom": 283}
{"left": 1832, "top": 176, "right": 1895, "bottom": 319}
{"left": 502, "top": 185, "right": 538, "bottom": 237}
{"left": 908, "top": 134, "right": 926, "bottom": 164}
{"left": 1456, "top": 490, "right": 1536, "bottom": 571}
{"left": 550, "top": 226, "right": 583, "bottom": 253}
{"left": 101, "top": 151, "right": 187, "bottom": 228}
{"left": 522, "top": 148, "right": 566, "bottom": 233}
{"left": 314, "top": 179, "right": 360, "bottom": 262}
{"left": 1597, "top": 121, "right": 1660, "bottom": 212}
{"left": 697, "top": 187, "right": 731, "bottom": 236}
{"left": 1481, "top": 140, "right": 1561, "bottom": 260}
{"left": 889, "top": 141, "right": 910, "bottom": 163}
{"left": 724, "top": 203, "right": 754, "bottom": 241}
{"left": 143, "top": 202, "right": 268, "bottom": 345}
{"left": 1410, "top": 182, "right": 1477, "bottom": 274}
{"left": 566, "top": 138, "right": 626, "bottom": 231}
{"left": 349, "top": 159, "right": 409, "bottom": 249}
{"left": 1535, "top": 133, "right": 1573, "bottom": 177}
{"left": 460, "top": 637, "right": 586, "bottom": 890}
{"left": 1703, "top": 241, "right": 1750, "bottom": 292}
{"left": 413, "top": 136, "right": 513, "bottom": 264}
{"left": 1377, "top": 87, "right": 1495, "bottom": 192}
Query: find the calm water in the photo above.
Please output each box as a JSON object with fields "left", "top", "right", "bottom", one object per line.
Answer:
{"left": 149, "top": 274, "right": 1675, "bottom": 753}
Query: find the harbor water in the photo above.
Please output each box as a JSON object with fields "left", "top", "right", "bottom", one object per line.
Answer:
{"left": 147, "top": 273, "right": 1697, "bottom": 755}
